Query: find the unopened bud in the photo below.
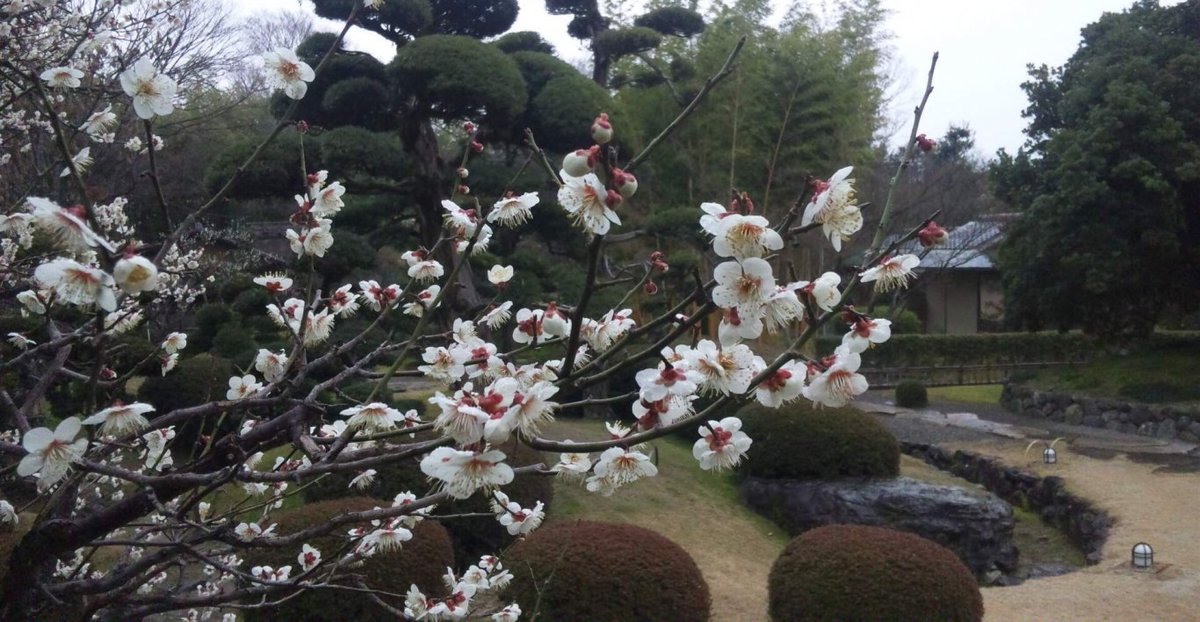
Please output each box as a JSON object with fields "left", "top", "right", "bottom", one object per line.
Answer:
{"left": 604, "top": 189, "right": 623, "bottom": 208}
{"left": 612, "top": 168, "right": 638, "bottom": 199}
{"left": 457, "top": 167, "right": 469, "bottom": 179}
{"left": 918, "top": 221, "right": 948, "bottom": 247}
{"left": 463, "top": 121, "right": 476, "bottom": 134}
{"left": 295, "top": 120, "right": 309, "bottom": 134}
{"left": 470, "top": 140, "right": 484, "bottom": 154}
{"left": 591, "top": 112, "right": 613, "bottom": 144}
{"left": 100, "top": 367, "right": 116, "bottom": 380}
{"left": 562, "top": 149, "right": 595, "bottom": 178}
{"left": 644, "top": 280, "right": 658, "bottom": 295}
{"left": 915, "top": 133, "right": 935, "bottom": 152}
{"left": 457, "top": 185, "right": 470, "bottom": 195}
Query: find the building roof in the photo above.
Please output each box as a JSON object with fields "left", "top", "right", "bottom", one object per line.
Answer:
{"left": 897, "top": 214, "right": 1017, "bottom": 272}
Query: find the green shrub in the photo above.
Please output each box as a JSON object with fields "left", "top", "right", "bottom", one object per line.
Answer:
{"left": 813, "top": 332, "right": 1109, "bottom": 367}
{"left": 139, "top": 354, "right": 235, "bottom": 455}
{"left": 1117, "top": 381, "right": 1200, "bottom": 403}
{"left": 768, "top": 525, "right": 983, "bottom": 622}
{"left": 244, "top": 497, "right": 454, "bottom": 622}
{"left": 230, "top": 287, "right": 271, "bottom": 318}
{"left": 867, "top": 305, "right": 922, "bottom": 334}
{"left": 736, "top": 403, "right": 899, "bottom": 480}
{"left": 895, "top": 380, "right": 928, "bottom": 408}
{"left": 504, "top": 521, "right": 709, "bottom": 622}
{"left": 211, "top": 324, "right": 256, "bottom": 362}
{"left": 190, "top": 303, "right": 235, "bottom": 351}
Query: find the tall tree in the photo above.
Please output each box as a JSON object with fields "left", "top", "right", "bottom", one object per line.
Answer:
{"left": 992, "top": 0, "right": 1200, "bottom": 337}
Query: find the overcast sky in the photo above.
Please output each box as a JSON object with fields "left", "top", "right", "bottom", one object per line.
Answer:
{"left": 236, "top": 0, "right": 1177, "bottom": 159}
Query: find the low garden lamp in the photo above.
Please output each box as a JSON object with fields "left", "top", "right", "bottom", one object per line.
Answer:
{"left": 1132, "top": 543, "right": 1153, "bottom": 569}
{"left": 1043, "top": 447, "right": 1057, "bottom": 464}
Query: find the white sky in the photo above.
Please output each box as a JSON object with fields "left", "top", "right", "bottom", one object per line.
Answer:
{"left": 235, "top": 0, "right": 1179, "bottom": 159}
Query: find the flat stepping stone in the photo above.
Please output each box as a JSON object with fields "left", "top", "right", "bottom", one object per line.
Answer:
{"left": 1070, "top": 436, "right": 1197, "bottom": 455}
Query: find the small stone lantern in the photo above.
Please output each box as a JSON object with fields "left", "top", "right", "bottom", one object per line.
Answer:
{"left": 1132, "top": 543, "right": 1153, "bottom": 569}
{"left": 1043, "top": 447, "right": 1057, "bottom": 464}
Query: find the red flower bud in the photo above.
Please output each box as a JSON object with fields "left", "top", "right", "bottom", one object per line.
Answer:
{"left": 470, "top": 140, "right": 484, "bottom": 153}
{"left": 295, "top": 120, "right": 309, "bottom": 134}
{"left": 612, "top": 167, "right": 638, "bottom": 199}
{"left": 591, "top": 112, "right": 613, "bottom": 144}
{"left": 463, "top": 121, "right": 476, "bottom": 134}
{"left": 916, "top": 133, "right": 935, "bottom": 152}
{"left": 918, "top": 221, "right": 948, "bottom": 247}
{"left": 456, "top": 167, "right": 469, "bottom": 178}
{"left": 604, "top": 188, "right": 623, "bottom": 208}
{"left": 100, "top": 368, "right": 116, "bottom": 380}
{"left": 643, "top": 280, "right": 658, "bottom": 295}
{"left": 457, "top": 184, "right": 470, "bottom": 195}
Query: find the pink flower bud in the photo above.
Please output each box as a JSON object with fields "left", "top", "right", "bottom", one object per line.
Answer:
{"left": 295, "top": 120, "right": 309, "bottom": 134}
{"left": 470, "top": 140, "right": 484, "bottom": 153}
{"left": 100, "top": 367, "right": 116, "bottom": 380}
{"left": 604, "top": 189, "right": 623, "bottom": 208}
{"left": 612, "top": 167, "right": 638, "bottom": 199}
{"left": 644, "top": 280, "right": 658, "bottom": 295}
{"left": 591, "top": 112, "right": 613, "bottom": 144}
{"left": 918, "top": 221, "right": 948, "bottom": 247}
{"left": 457, "top": 167, "right": 469, "bottom": 178}
{"left": 562, "top": 149, "right": 594, "bottom": 178}
{"left": 463, "top": 121, "right": 476, "bottom": 134}
{"left": 915, "top": 134, "right": 935, "bottom": 153}
{"left": 457, "top": 184, "right": 470, "bottom": 195}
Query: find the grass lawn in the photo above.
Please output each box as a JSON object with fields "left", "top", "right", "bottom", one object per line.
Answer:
{"left": 1029, "top": 347, "right": 1200, "bottom": 405}
{"left": 926, "top": 384, "right": 1003, "bottom": 404}
{"left": 542, "top": 419, "right": 789, "bottom": 622}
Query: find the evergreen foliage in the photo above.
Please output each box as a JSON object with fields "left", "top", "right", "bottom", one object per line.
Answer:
{"left": 736, "top": 403, "right": 900, "bottom": 480}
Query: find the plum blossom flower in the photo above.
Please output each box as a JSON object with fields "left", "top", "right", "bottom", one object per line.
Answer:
{"left": 802, "top": 166, "right": 861, "bottom": 251}
{"left": 763, "top": 283, "right": 805, "bottom": 333}
{"left": 41, "top": 66, "right": 84, "bottom": 88}
{"left": 842, "top": 317, "right": 892, "bottom": 354}
{"left": 586, "top": 447, "right": 657, "bottom": 496}
{"left": 408, "top": 258, "right": 444, "bottom": 282}
{"left": 558, "top": 172, "right": 620, "bottom": 235}
{"left": 161, "top": 332, "right": 187, "bottom": 354}
{"left": 419, "top": 346, "right": 469, "bottom": 383}
{"left": 341, "top": 402, "right": 403, "bottom": 434}
{"left": 717, "top": 306, "right": 764, "bottom": 346}
{"left": 755, "top": 360, "right": 806, "bottom": 407}
{"left": 511, "top": 308, "right": 544, "bottom": 344}
{"left": 255, "top": 348, "right": 288, "bottom": 383}
{"left": 60, "top": 147, "right": 93, "bottom": 177}
{"left": 633, "top": 394, "right": 694, "bottom": 428}
{"left": 489, "top": 192, "right": 539, "bottom": 227}
{"left": 253, "top": 273, "right": 292, "bottom": 294}
{"left": 803, "top": 347, "right": 869, "bottom": 408}
{"left": 27, "top": 197, "right": 114, "bottom": 252}
{"left": 349, "top": 469, "right": 377, "bottom": 491}
{"left": 420, "top": 447, "right": 514, "bottom": 499}
{"left": 487, "top": 264, "right": 514, "bottom": 286}
{"left": 808, "top": 271, "right": 842, "bottom": 312}
{"left": 693, "top": 417, "right": 752, "bottom": 471}
{"left": 226, "top": 375, "right": 264, "bottom": 401}
{"left": 365, "top": 518, "right": 413, "bottom": 553}
{"left": 16, "top": 291, "right": 46, "bottom": 316}
{"left": 860, "top": 254, "right": 920, "bottom": 293}
{"left": 635, "top": 365, "right": 703, "bottom": 403}
{"left": 286, "top": 219, "right": 333, "bottom": 257}
{"left": 310, "top": 180, "right": 345, "bottom": 217}
{"left": 113, "top": 253, "right": 158, "bottom": 294}
{"left": 505, "top": 381, "right": 559, "bottom": 437}
{"left": 262, "top": 48, "right": 315, "bottom": 99}
{"left": 234, "top": 521, "right": 276, "bottom": 541}
{"left": 120, "top": 58, "right": 177, "bottom": 119}
{"left": 551, "top": 448, "right": 592, "bottom": 481}
{"left": 18, "top": 418, "right": 88, "bottom": 491}
{"left": 404, "top": 285, "right": 440, "bottom": 317}
{"left": 82, "top": 401, "right": 155, "bottom": 436}
{"left": 161, "top": 353, "right": 179, "bottom": 375}
{"left": 328, "top": 284, "right": 360, "bottom": 316}
{"left": 683, "top": 340, "right": 759, "bottom": 395}
{"left": 297, "top": 544, "right": 321, "bottom": 572}
{"left": 712, "top": 257, "right": 776, "bottom": 318}
{"left": 491, "top": 491, "right": 545, "bottom": 536}
{"left": 492, "top": 604, "right": 522, "bottom": 622}
{"left": 482, "top": 301, "right": 513, "bottom": 329}
{"left": 0, "top": 500, "right": 16, "bottom": 528}
{"left": 34, "top": 258, "right": 117, "bottom": 312}
{"left": 80, "top": 105, "right": 117, "bottom": 136}
{"left": 703, "top": 208, "right": 783, "bottom": 260}
{"left": 251, "top": 565, "right": 291, "bottom": 582}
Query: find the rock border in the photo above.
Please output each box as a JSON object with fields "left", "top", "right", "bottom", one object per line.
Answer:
{"left": 1001, "top": 382, "right": 1200, "bottom": 442}
{"left": 901, "top": 441, "right": 1110, "bottom": 566}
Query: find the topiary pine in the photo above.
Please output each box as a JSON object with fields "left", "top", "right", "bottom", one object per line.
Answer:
{"left": 736, "top": 403, "right": 899, "bottom": 480}
{"left": 768, "top": 525, "right": 984, "bottom": 622}
{"left": 243, "top": 497, "right": 455, "bottom": 622}
{"left": 503, "top": 521, "right": 710, "bottom": 622}
{"left": 894, "top": 380, "right": 928, "bottom": 408}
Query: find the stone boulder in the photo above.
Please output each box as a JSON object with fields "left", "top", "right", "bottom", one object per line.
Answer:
{"left": 740, "top": 476, "right": 1018, "bottom": 579}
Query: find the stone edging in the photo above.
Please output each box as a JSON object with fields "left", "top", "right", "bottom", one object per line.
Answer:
{"left": 1000, "top": 382, "right": 1200, "bottom": 442}
{"left": 900, "top": 441, "right": 1110, "bottom": 565}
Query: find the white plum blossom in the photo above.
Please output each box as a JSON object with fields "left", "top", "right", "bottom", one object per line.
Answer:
{"left": 349, "top": 469, "right": 377, "bottom": 491}
{"left": 558, "top": 172, "right": 620, "bottom": 235}
{"left": 120, "top": 58, "right": 177, "bottom": 119}
{"left": 34, "top": 258, "right": 117, "bottom": 312}
{"left": 297, "top": 544, "right": 321, "bottom": 572}
{"left": 408, "top": 258, "right": 445, "bottom": 282}
{"left": 717, "top": 306, "right": 764, "bottom": 346}
{"left": 61, "top": 147, "right": 93, "bottom": 177}
{"left": 763, "top": 283, "right": 805, "bottom": 333}
{"left": 419, "top": 346, "right": 469, "bottom": 383}
{"left": 809, "top": 271, "right": 842, "bottom": 312}
{"left": 420, "top": 447, "right": 514, "bottom": 499}
{"left": 551, "top": 449, "right": 592, "bottom": 481}
{"left": 487, "top": 264, "right": 514, "bottom": 286}
{"left": 803, "top": 347, "right": 869, "bottom": 408}
{"left": 328, "top": 284, "right": 360, "bottom": 316}
{"left": 251, "top": 565, "right": 291, "bottom": 582}
{"left": 693, "top": 417, "right": 752, "bottom": 471}
{"left": 18, "top": 418, "right": 88, "bottom": 491}
{"left": 635, "top": 365, "right": 702, "bottom": 403}
{"left": 683, "top": 340, "right": 760, "bottom": 395}
{"left": 226, "top": 375, "right": 264, "bottom": 401}
{"left": 841, "top": 317, "right": 892, "bottom": 354}
{"left": 82, "top": 402, "right": 155, "bottom": 436}
{"left": 586, "top": 447, "right": 657, "bottom": 496}
{"left": 41, "top": 66, "right": 84, "bottom": 88}
{"left": 491, "top": 491, "right": 545, "bottom": 536}
{"left": 511, "top": 308, "right": 544, "bottom": 344}
{"left": 161, "top": 332, "right": 187, "bottom": 354}
{"left": 113, "top": 253, "right": 159, "bottom": 294}
{"left": 404, "top": 285, "right": 440, "bottom": 317}
{"left": 492, "top": 604, "right": 522, "bottom": 622}
{"left": 860, "top": 254, "right": 921, "bottom": 293}
{"left": 489, "top": 192, "right": 539, "bottom": 227}
{"left": 755, "top": 360, "right": 806, "bottom": 407}
{"left": 0, "top": 500, "right": 16, "bottom": 528}
{"left": 262, "top": 48, "right": 315, "bottom": 99}
{"left": 702, "top": 206, "right": 783, "bottom": 260}
{"left": 482, "top": 301, "right": 513, "bottom": 329}
{"left": 802, "top": 166, "right": 861, "bottom": 251}
{"left": 253, "top": 273, "right": 293, "bottom": 294}
{"left": 80, "top": 106, "right": 117, "bottom": 136}
{"left": 254, "top": 349, "right": 289, "bottom": 383}
{"left": 27, "top": 197, "right": 114, "bottom": 252}
{"left": 712, "top": 257, "right": 776, "bottom": 318}
{"left": 365, "top": 518, "right": 413, "bottom": 553}
{"left": 286, "top": 219, "right": 334, "bottom": 258}
{"left": 341, "top": 402, "right": 403, "bottom": 434}
{"left": 310, "top": 181, "right": 346, "bottom": 217}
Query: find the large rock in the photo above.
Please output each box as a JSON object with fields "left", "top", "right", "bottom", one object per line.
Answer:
{"left": 740, "top": 476, "right": 1018, "bottom": 578}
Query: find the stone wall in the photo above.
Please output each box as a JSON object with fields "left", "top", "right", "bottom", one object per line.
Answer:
{"left": 1000, "top": 382, "right": 1200, "bottom": 443}
{"left": 902, "top": 442, "right": 1110, "bottom": 565}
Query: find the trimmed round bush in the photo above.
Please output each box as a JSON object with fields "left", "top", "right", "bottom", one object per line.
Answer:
{"left": 737, "top": 403, "right": 899, "bottom": 480}
{"left": 634, "top": 6, "right": 706, "bottom": 37}
{"left": 389, "top": 35, "right": 527, "bottom": 123}
{"left": 493, "top": 31, "right": 555, "bottom": 55}
{"left": 769, "top": 525, "right": 984, "bottom": 622}
{"left": 139, "top": 354, "right": 236, "bottom": 456}
{"left": 504, "top": 521, "right": 710, "bottom": 622}
{"left": 244, "top": 497, "right": 454, "bottom": 622}
{"left": 895, "top": 380, "right": 928, "bottom": 408}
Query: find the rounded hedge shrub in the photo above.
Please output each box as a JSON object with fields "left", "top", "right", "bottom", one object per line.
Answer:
{"left": 895, "top": 380, "right": 928, "bottom": 408}
{"left": 244, "top": 497, "right": 454, "bottom": 622}
{"left": 768, "top": 525, "right": 983, "bottom": 622}
{"left": 737, "top": 403, "right": 899, "bottom": 480}
{"left": 139, "top": 354, "right": 236, "bottom": 456}
{"left": 504, "top": 521, "right": 710, "bottom": 622}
